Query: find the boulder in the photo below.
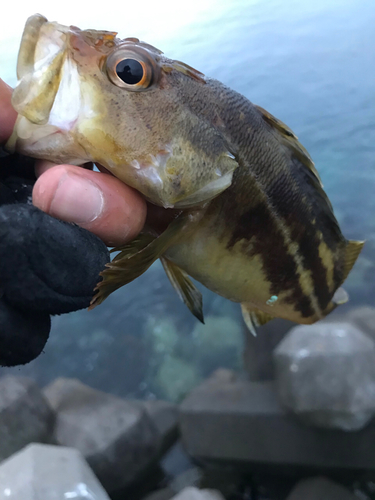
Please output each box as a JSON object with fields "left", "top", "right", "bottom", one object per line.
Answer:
{"left": 170, "top": 467, "right": 203, "bottom": 493}
{"left": 140, "top": 399, "right": 178, "bottom": 453}
{"left": 179, "top": 369, "right": 375, "bottom": 469}
{"left": 143, "top": 488, "right": 175, "bottom": 500}
{"left": 0, "top": 375, "right": 54, "bottom": 461}
{"left": 43, "top": 377, "right": 159, "bottom": 493}
{"left": 286, "top": 477, "right": 355, "bottom": 500}
{"left": 0, "top": 443, "right": 110, "bottom": 500}
{"left": 171, "top": 487, "right": 225, "bottom": 500}
{"left": 345, "top": 306, "right": 375, "bottom": 341}
{"left": 274, "top": 322, "right": 375, "bottom": 430}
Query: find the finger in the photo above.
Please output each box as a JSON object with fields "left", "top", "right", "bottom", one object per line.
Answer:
{"left": 33, "top": 165, "right": 147, "bottom": 247}
{"left": 35, "top": 160, "right": 94, "bottom": 177}
{"left": 0, "top": 79, "right": 17, "bottom": 144}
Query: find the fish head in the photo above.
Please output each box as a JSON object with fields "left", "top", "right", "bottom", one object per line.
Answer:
{"left": 8, "top": 14, "right": 238, "bottom": 208}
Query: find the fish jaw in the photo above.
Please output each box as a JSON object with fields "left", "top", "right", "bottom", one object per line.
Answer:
{"left": 6, "top": 14, "right": 102, "bottom": 163}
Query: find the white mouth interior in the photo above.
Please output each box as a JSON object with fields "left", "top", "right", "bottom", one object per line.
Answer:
{"left": 48, "top": 57, "right": 81, "bottom": 131}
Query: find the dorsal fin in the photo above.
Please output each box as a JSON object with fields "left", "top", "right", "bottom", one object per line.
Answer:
{"left": 255, "top": 105, "right": 323, "bottom": 187}
{"left": 341, "top": 240, "right": 365, "bottom": 284}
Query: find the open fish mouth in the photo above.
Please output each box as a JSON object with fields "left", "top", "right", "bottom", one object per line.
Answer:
{"left": 12, "top": 14, "right": 68, "bottom": 125}
{"left": 7, "top": 15, "right": 87, "bottom": 161}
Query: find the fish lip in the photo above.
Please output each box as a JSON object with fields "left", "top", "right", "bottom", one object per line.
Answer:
{"left": 17, "top": 14, "right": 48, "bottom": 79}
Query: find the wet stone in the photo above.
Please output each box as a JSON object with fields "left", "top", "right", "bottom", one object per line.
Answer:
{"left": 140, "top": 399, "right": 178, "bottom": 454}
{"left": 345, "top": 306, "right": 375, "bottom": 341}
{"left": 171, "top": 487, "right": 225, "bottom": 500}
{"left": 274, "top": 322, "right": 375, "bottom": 430}
{"left": 0, "top": 375, "right": 54, "bottom": 462}
{"left": 0, "top": 443, "right": 110, "bottom": 500}
{"left": 286, "top": 477, "right": 356, "bottom": 500}
{"left": 43, "top": 377, "right": 160, "bottom": 493}
{"left": 170, "top": 467, "right": 203, "bottom": 493}
{"left": 179, "top": 369, "right": 375, "bottom": 469}
{"left": 142, "top": 487, "right": 175, "bottom": 500}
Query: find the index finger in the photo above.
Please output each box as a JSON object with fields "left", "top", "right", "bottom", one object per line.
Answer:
{"left": 0, "top": 79, "right": 17, "bottom": 144}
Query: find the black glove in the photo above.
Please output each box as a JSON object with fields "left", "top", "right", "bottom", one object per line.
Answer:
{"left": 0, "top": 151, "right": 110, "bottom": 367}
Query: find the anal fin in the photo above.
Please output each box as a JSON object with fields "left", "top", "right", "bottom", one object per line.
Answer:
{"left": 241, "top": 303, "right": 274, "bottom": 336}
{"left": 161, "top": 257, "right": 204, "bottom": 323}
{"left": 332, "top": 287, "right": 349, "bottom": 306}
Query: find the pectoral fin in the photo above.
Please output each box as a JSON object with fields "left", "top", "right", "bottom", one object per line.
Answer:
{"left": 90, "top": 213, "right": 187, "bottom": 309}
{"left": 161, "top": 257, "right": 204, "bottom": 323}
{"left": 241, "top": 303, "right": 274, "bottom": 336}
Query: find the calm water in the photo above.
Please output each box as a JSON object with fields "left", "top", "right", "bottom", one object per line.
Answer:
{"left": 1, "top": 0, "right": 374, "bottom": 400}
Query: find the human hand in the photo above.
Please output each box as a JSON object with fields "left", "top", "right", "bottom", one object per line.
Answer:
{"left": 0, "top": 78, "right": 146, "bottom": 367}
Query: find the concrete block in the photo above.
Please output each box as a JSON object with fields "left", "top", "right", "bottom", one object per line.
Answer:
{"left": 287, "top": 477, "right": 355, "bottom": 500}
{"left": 274, "top": 322, "right": 375, "bottom": 430}
{"left": 179, "top": 370, "right": 375, "bottom": 470}
{"left": 0, "top": 443, "right": 110, "bottom": 500}
{"left": 171, "top": 487, "right": 225, "bottom": 500}
{"left": 0, "top": 375, "right": 54, "bottom": 461}
{"left": 43, "top": 377, "right": 159, "bottom": 493}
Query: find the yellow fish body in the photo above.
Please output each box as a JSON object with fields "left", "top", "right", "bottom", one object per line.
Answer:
{"left": 7, "top": 15, "right": 364, "bottom": 332}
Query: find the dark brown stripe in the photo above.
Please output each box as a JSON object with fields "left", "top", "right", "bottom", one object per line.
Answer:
{"left": 227, "top": 203, "right": 315, "bottom": 318}
{"left": 264, "top": 156, "right": 344, "bottom": 311}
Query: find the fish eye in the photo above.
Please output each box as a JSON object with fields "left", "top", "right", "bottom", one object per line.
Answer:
{"left": 116, "top": 59, "right": 145, "bottom": 85}
{"left": 106, "top": 45, "right": 159, "bottom": 91}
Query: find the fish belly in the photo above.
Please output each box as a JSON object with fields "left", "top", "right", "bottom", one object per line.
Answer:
{"left": 164, "top": 220, "right": 320, "bottom": 324}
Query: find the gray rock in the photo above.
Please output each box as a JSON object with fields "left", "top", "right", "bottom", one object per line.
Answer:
{"left": 143, "top": 487, "right": 175, "bottom": 500}
{"left": 346, "top": 306, "right": 375, "bottom": 340}
{"left": 0, "top": 443, "right": 110, "bottom": 500}
{"left": 274, "top": 322, "right": 375, "bottom": 430}
{"left": 43, "top": 377, "right": 159, "bottom": 493}
{"left": 179, "top": 369, "right": 375, "bottom": 469}
{"left": 140, "top": 399, "right": 178, "bottom": 453}
{"left": 0, "top": 376, "right": 54, "bottom": 461}
{"left": 287, "top": 477, "right": 356, "bottom": 500}
{"left": 171, "top": 487, "right": 225, "bottom": 500}
{"left": 170, "top": 467, "right": 203, "bottom": 493}
{"left": 161, "top": 441, "right": 195, "bottom": 477}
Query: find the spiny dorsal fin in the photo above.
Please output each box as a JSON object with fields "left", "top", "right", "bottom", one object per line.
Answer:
{"left": 255, "top": 104, "right": 323, "bottom": 187}
{"left": 161, "top": 257, "right": 204, "bottom": 323}
{"left": 241, "top": 303, "right": 274, "bottom": 336}
{"left": 89, "top": 214, "right": 188, "bottom": 309}
{"left": 342, "top": 239, "right": 365, "bottom": 284}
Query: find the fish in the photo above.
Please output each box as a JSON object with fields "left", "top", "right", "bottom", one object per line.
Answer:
{"left": 7, "top": 14, "right": 364, "bottom": 333}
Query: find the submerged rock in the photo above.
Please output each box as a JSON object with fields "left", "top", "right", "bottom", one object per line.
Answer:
{"left": 274, "top": 321, "right": 375, "bottom": 430}
{"left": 286, "top": 477, "right": 355, "bottom": 500}
{"left": 0, "top": 443, "right": 110, "bottom": 500}
{"left": 171, "top": 487, "right": 225, "bottom": 500}
{"left": 0, "top": 375, "right": 54, "bottom": 462}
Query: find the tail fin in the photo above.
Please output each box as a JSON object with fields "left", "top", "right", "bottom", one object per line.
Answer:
{"left": 341, "top": 240, "right": 365, "bottom": 284}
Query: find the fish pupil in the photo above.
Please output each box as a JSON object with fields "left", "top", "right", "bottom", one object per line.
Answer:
{"left": 116, "top": 59, "right": 144, "bottom": 85}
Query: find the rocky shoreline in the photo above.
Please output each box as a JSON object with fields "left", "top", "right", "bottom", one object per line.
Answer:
{"left": 2, "top": 306, "right": 375, "bottom": 499}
